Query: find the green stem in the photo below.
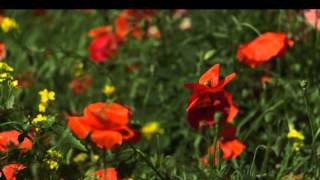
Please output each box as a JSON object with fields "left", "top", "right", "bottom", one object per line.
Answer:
{"left": 128, "top": 143, "right": 168, "bottom": 180}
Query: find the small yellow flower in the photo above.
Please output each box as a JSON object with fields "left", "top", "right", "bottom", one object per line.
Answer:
{"left": 293, "top": 141, "right": 304, "bottom": 152}
{"left": 0, "top": 17, "right": 17, "bottom": 33}
{"left": 45, "top": 159, "right": 59, "bottom": 170}
{"left": 0, "top": 62, "right": 14, "bottom": 72}
{"left": 31, "top": 114, "right": 47, "bottom": 124}
{"left": 73, "top": 63, "right": 84, "bottom": 77}
{"left": 10, "top": 80, "right": 18, "bottom": 88}
{"left": 47, "top": 149, "right": 63, "bottom": 159}
{"left": 287, "top": 123, "right": 305, "bottom": 141}
{"left": 102, "top": 85, "right": 116, "bottom": 95}
{"left": 39, "top": 89, "right": 55, "bottom": 104}
{"left": 73, "top": 153, "right": 88, "bottom": 163}
{"left": 38, "top": 103, "right": 46, "bottom": 113}
{"left": 141, "top": 121, "right": 164, "bottom": 139}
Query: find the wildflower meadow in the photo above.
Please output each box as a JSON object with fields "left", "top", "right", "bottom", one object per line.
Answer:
{"left": 0, "top": 9, "right": 320, "bottom": 180}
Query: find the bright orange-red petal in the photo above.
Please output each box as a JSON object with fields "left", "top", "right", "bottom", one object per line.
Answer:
{"left": 91, "top": 130, "right": 123, "bottom": 150}
{"left": 84, "top": 102, "right": 130, "bottom": 130}
{"left": 199, "top": 64, "right": 220, "bottom": 86}
{"left": 67, "top": 116, "right": 92, "bottom": 139}
{"left": 237, "top": 32, "right": 293, "bottom": 68}
{"left": 115, "top": 15, "right": 129, "bottom": 41}
{"left": 88, "top": 26, "right": 113, "bottom": 38}
{"left": 0, "top": 130, "right": 32, "bottom": 153}
{"left": 90, "top": 168, "right": 118, "bottom": 180}
{"left": 219, "top": 139, "right": 245, "bottom": 159}
{"left": 2, "top": 163, "right": 25, "bottom": 180}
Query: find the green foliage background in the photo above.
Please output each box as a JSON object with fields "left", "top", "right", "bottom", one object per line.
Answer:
{"left": 0, "top": 10, "right": 320, "bottom": 179}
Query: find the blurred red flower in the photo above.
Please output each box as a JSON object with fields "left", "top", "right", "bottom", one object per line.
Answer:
{"left": 237, "top": 32, "right": 294, "bottom": 68}
{"left": 303, "top": 9, "right": 320, "bottom": 31}
{"left": 0, "top": 130, "right": 32, "bottom": 153}
{"left": 0, "top": 42, "right": 6, "bottom": 60}
{"left": 0, "top": 163, "right": 25, "bottom": 180}
{"left": 67, "top": 102, "right": 134, "bottom": 150}
{"left": 89, "top": 34, "right": 118, "bottom": 63}
{"left": 68, "top": 75, "right": 92, "bottom": 95}
{"left": 90, "top": 168, "right": 117, "bottom": 180}
{"left": 88, "top": 26, "right": 113, "bottom": 39}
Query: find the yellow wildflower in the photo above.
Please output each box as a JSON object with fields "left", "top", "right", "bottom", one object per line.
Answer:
{"left": 38, "top": 103, "right": 46, "bottom": 113}
{"left": 45, "top": 159, "right": 59, "bottom": 170}
{"left": 287, "top": 123, "right": 305, "bottom": 141}
{"left": 73, "top": 153, "right": 88, "bottom": 163}
{"left": 39, "top": 89, "right": 55, "bottom": 104}
{"left": 31, "top": 114, "right": 47, "bottom": 124}
{"left": 0, "top": 62, "right": 14, "bottom": 72}
{"left": 141, "top": 121, "right": 164, "bottom": 139}
{"left": 293, "top": 141, "right": 304, "bottom": 152}
{"left": 47, "top": 149, "right": 63, "bottom": 159}
{"left": 10, "top": 80, "right": 18, "bottom": 88}
{"left": 0, "top": 17, "right": 17, "bottom": 33}
{"left": 73, "top": 63, "right": 84, "bottom": 77}
{"left": 102, "top": 85, "right": 116, "bottom": 95}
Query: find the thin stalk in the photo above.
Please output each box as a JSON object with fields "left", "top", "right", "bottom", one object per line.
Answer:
{"left": 128, "top": 143, "right": 168, "bottom": 180}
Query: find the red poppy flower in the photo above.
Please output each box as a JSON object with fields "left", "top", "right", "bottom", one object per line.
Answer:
{"left": 90, "top": 168, "right": 117, "bottom": 180}
{"left": 88, "top": 34, "right": 118, "bottom": 63}
{"left": 67, "top": 102, "right": 134, "bottom": 150}
{"left": 88, "top": 26, "right": 113, "bottom": 39}
{"left": 1, "top": 163, "right": 25, "bottom": 180}
{"left": 201, "top": 125, "right": 245, "bottom": 166}
{"left": 68, "top": 75, "right": 92, "bottom": 95}
{"left": 237, "top": 32, "right": 294, "bottom": 68}
{"left": 184, "top": 64, "right": 236, "bottom": 110}
{"left": 303, "top": 9, "right": 320, "bottom": 31}
{"left": 0, "top": 42, "right": 6, "bottom": 60}
{"left": 0, "top": 130, "right": 32, "bottom": 153}
{"left": 187, "top": 91, "right": 238, "bottom": 130}
{"left": 115, "top": 15, "right": 129, "bottom": 42}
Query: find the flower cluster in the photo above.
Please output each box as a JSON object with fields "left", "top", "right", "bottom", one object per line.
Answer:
{"left": 32, "top": 89, "right": 55, "bottom": 132}
{"left": 287, "top": 123, "right": 305, "bottom": 152}
{"left": 0, "top": 62, "right": 18, "bottom": 88}
{"left": 184, "top": 64, "right": 245, "bottom": 164}
{"left": 88, "top": 9, "right": 159, "bottom": 63}
{"left": 0, "top": 16, "right": 18, "bottom": 33}
{"left": 44, "top": 148, "right": 63, "bottom": 170}
{"left": 38, "top": 89, "right": 55, "bottom": 112}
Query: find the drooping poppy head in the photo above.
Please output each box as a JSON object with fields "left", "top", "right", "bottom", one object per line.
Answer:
{"left": 237, "top": 32, "right": 294, "bottom": 68}
{"left": 0, "top": 130, "right": 32, "bottom": 153}
{"left": 0, "top": 42, "right": 6, "bottom": 60}
{"left": 1, "top": 163, "right": 25, "bottom": 180}
{"left": 90, "top": 168, "right": 118, "bottom": 180}
{"left": 88, "top": 34, "right": 118, "bottom": 63}
{"left": 88, "top": 25, "right": 113, "bottom": 38}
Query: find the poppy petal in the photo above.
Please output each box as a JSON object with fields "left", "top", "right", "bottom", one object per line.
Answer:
{"left": 91, "top": 130, "right": 123, "bottom": 150}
